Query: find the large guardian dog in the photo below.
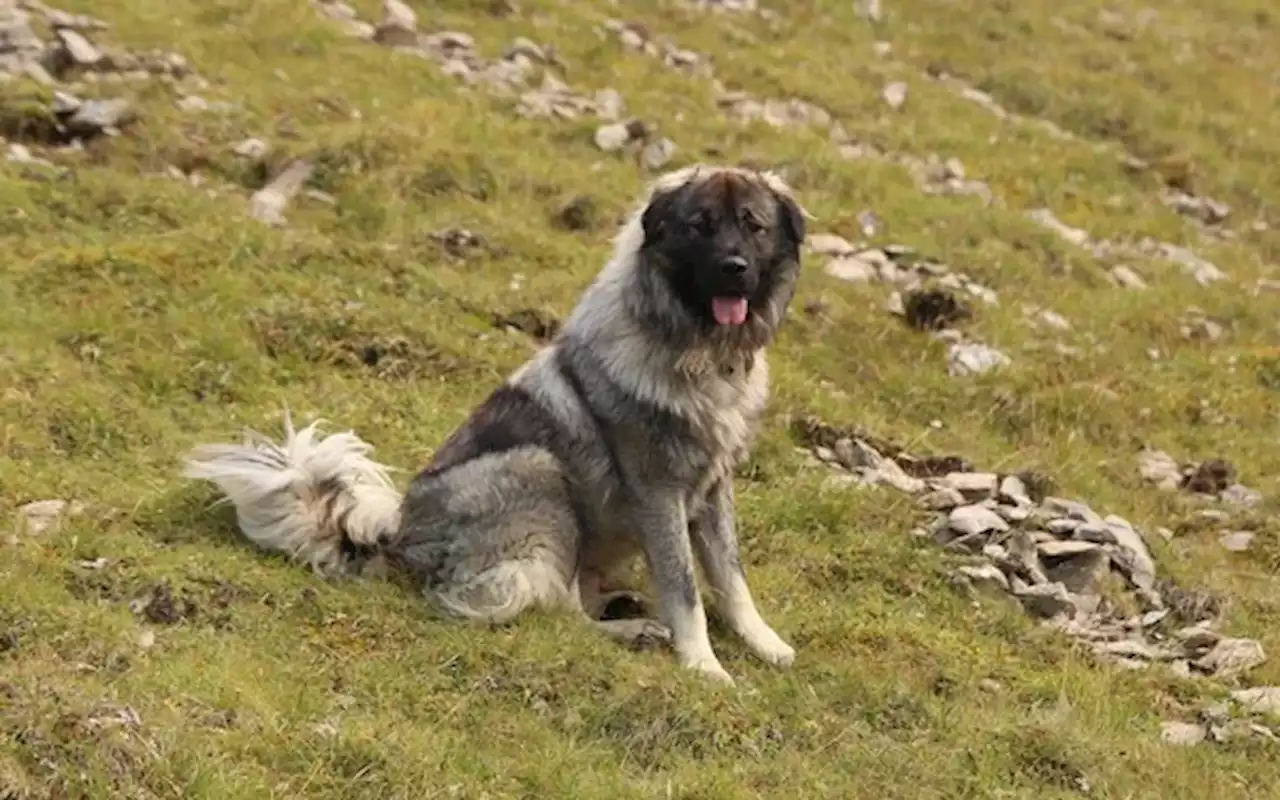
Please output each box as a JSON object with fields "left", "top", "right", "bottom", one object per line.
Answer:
{"left": 185, "top": 164, "right": 807, "bottom": 683}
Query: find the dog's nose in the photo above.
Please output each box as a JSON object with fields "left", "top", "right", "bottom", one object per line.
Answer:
{"left": 720, "top": 255, "right": 748, "bottom": 275}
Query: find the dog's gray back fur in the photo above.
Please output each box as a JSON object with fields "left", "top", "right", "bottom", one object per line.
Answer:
{"left": 184, "top": 164, "right": 807, "bottom": 682}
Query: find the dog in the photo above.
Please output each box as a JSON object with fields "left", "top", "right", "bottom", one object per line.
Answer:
{"left": 184, "top": 164, "right": 807, "bottom": 684}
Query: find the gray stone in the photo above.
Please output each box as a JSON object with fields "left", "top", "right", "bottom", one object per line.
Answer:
{"left": 824, "top": 255, "right": 878, "bottom": 283}
{"left": 1046, "top": 518, "right": 1081, "bottom": 536}
{"left": 882, "top": 80, "right": 908, "bottom": 110}
{"left": 641, "top": 137, "right": 676, "bottom": 170}
{"left": 956, "top": 564, "right": 1009, "bottom": 593}
{"left": 938, "top": 472, "right": 999, "bottom": 499}
{"left": 1221, "top": 483, "right": 1262, "bottom": 509}
{"left": 66, "top": 98, "right": 135, "bottom": 136}
{"left": 1014, "top": 582, "right": 1078, "bottom": 619}
{"left": 1102, "top": 515, "right": 1157, "bottom": 594}
{"left": 947, "top": 505, "right": 1010, "bottom": 537}
{"left": 807, "top": 233, "right": 857, "bottom": 257}
{"left": 946, "top": 342, "right": 1010, "bottom": 376}
{"left": 373, "top": 0, "right": 419, "bottom": 46}
{"left": 1219, "top": 531, "right": 1255, "bottom": 552}
{"left": 56, "top": 28, "right": 103, "bottom": 67}
{"left": 1037, "top": 540, "right": 1101, "bottom": 559}
{"left": 233, "top": 137, "right": 269, "bottom": 159}
{"left": 1138, "top": 449, "right": 1182, "bottom": 491}
{"left": 1194, "top": 638, "right": 1266, "bottom": 678}
{"left": 1160, "top": 721, "right": 1206, "bottom": 746}
{"left": 593, "top": 122, "right": 632, "bottom": 152}
{"left": 1110, "top": 265, "right": 1148, "bottom": 290}
{"left": 996, "top": 504, "right": 1031, "bottom": 523}
{"left": 1042, "top": 497, "right": 1102, "bottom": 524}
{"left": 250, "top": 159, "right": 313, "bottom": 227}
{"left": 17, "top": 499, "right": 82, "bottom": 536}
{"left": 1231, "top": 687, "right": 1280, "bottom": 717}
{"left": 999, "top": 475, "right": 1031, "bottom": 505}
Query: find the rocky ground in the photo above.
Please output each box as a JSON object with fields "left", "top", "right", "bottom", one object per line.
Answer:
{"left": 3, "top": 0, "right": 1280, "bottom": 797}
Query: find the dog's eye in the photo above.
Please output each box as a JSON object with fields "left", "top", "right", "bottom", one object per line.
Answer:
{"left": 742, "top": 215, "right": 765, "bottom": 235}
{"left": 687, "top": 214, "right": 713, "bottom": 237}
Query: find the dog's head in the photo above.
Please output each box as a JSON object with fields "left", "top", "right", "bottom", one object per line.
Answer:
{"left": 637, "top": 165, "right": 806, "bottom": 350}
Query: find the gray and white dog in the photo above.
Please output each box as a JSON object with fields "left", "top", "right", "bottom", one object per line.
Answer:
{"left": 184, "top": 164, "right": 807, "bottom": 683}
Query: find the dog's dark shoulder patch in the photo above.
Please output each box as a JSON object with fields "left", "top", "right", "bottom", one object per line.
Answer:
{"left": 421, "top": 385, "right": 561, "bottom": 474}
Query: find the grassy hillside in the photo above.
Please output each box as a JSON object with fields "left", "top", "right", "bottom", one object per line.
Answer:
{"left": 3, "top": 0, "right": 1279, "bottom": 797}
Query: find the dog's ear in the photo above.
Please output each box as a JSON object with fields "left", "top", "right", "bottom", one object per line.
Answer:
{"left": 758, "top": 171, "right": 806, "bottom": 259}
{"left": 773, "top": 191, "right": 806, "bottom": 259}
{"left": 641, "top": 185, "right": 684, "bottom": 246}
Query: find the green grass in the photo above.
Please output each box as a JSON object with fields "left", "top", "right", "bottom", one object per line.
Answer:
{"left": 3, "top": 0, "right": 1280, "bottom": 796}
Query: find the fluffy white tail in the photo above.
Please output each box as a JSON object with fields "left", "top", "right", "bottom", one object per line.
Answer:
{"left": 183, "top": 412, "right": 403, "bottom": 575}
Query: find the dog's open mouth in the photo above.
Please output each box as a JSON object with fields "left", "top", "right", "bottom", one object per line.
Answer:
{"left": 711, "top": 296, "right": 749, "bottom": 326}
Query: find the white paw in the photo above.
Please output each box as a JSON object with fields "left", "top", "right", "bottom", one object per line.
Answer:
{"left": 740, "top": 622, "right": 796, "bottom": 668}
{"left": 681, "top": 653, "right": 735, "bottom": 685}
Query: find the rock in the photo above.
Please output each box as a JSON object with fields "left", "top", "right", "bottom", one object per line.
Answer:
{"left": 885, "top": 291, "right": 905, "bottom": 316}
{"left": 1044, "top": 548, "right": 1110, "bottom": 595}
{"left": 1220, "top": 483, "right": 1262, "bottom": 509}
{"left": 1219, "top": 531, "right": 1255, "bottom": 552}
{"left": 593, "top": 122, "right": 633, "bottom": 152}
{"left": 1027, "top": 208, "right": 1091, "bottom": 248}
{"left": 593, "top": 88, "right": 625, "bottom": 121}
{"left": 917, "top": 487, "right": 965, "bottom": 511}
{"left": 373, "top": 0, "right": 419, "bottom": 47}
{"left": 17, "top": 499, "right": 82, "bottom": 536}
{"left": 1102, "top": 515, "right": 1157, "bottom": 594}
{"left": 1231, "top": 687, "right": 1280, "bottom": 717}
{"left": 50, "top": 90, "right": 83, "bottom": 115}
{"left": 946, "top": 342, "right": 1010, "bottom": 377}
{"left": 807, "top": 233, "right": 857, "bottom": 257}
{"left": 999, "top": 475, "right": 1031, "bottom": 505}
{"left": 855, "top": 0, "right": 884, "bottom": 22}
{"left": 937, "top": 472, "right": 998, "bottom": 499}
{"left": 1095, "top": 639, "right": 1162, "bottom": 661}
{"left": 948, "top": 504, "right": 1010, "bottom": 537}
{"left": 1109, "top": 265, "right": 1148, "bottom": 290}
{"left": 54, "top": 28, "right": 102, "bottom": 68}
{"left": 996, "top": 504, "right": 1031, "bottom": 523}
{"left": 1014, "top": 582, "right": 1079, "bottom": 619}
{"left": 66, "top": 98, "right": 135, "bottom": 137}
{"left": 1042, "top": 497, "right": 1102, "bottom": 524}
{"left": 1194, "top": 638, "right": 1266, "bottom": 678}
{"left": 1160, "top": 721, "right": 1206, "bottom": 747}
{"left": 250, "top": 159, "right": 314, "bottom": 227}
{"left": 824, "top": 255, "right": 879, "bottom": 283}
{"left": 1004, "top": 530, "right": 1049, "bottom": 585}
{"left": 957, "top": 564, "right": 1009, "bottom": 593}
{"left": 1037, "top": 540, "right": 1101, "bottom": 559}
{"left": 641, "top": 137, "right": 676, "bottom": 170}
{"left": 882, "top": 81, "right": 907, "bottom": 110}
{"left": 1046, "top": 518, "right": 1081, "bottom": 536}
{"left": 1138, "top": 449, "right": 1182, "bottom": 491}
{"left": 232, "top": 137, "right": 269, "bottom": 159}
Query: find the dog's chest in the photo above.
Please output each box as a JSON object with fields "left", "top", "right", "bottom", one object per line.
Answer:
{"left": 677, "top": 359, "right": 767, "bottom": 497}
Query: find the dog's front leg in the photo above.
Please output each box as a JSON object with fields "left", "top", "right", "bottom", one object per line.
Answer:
{"left": 634, "top": 492, "right": 734, "bottom": 684}
{"left": 692, "top": 480, "right": 795, "bottom": 668}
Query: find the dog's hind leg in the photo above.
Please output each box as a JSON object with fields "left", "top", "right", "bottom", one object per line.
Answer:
{"left": 393, "top": 446, "right": 583, "bottom": 625}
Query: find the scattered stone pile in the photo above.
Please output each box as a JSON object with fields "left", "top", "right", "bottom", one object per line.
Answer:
{"left": 1027, "top": 208, "right": 1228, "bottom": 286}
{"left": 1160, "top": 188, "right": 1230, "bottom": 226}
{"left": 0, "top": 1, "right": 203, "bottom": 151}
{"left": 808, "top": 235, "right": 1011, "bottom": 376}
{"left": 793, "top": 415, "right": 1268, "bottom": 685}
{"left": 1138, "top": 449, "right": 1262, "bottom": 508}
{"left": 1162, "top": 687, "right": 1280, "bottom": 747}
{"left": 313, "top": 0, "right": 620, "bottom": 123}
{"left": 600, "top": 19, "right": 713, "bottom": 78}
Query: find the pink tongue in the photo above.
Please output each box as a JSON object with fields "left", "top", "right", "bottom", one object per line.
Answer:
{"left": 712, "top": 297, "right": 749, "bottom": 326}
